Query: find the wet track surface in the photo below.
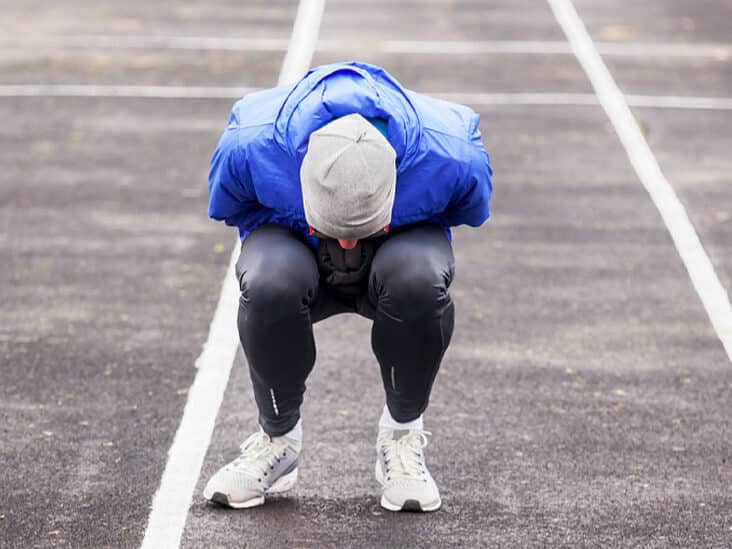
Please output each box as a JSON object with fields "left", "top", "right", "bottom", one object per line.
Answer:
{"left": 1, "top": 0, "right": 731, "bottom": 547}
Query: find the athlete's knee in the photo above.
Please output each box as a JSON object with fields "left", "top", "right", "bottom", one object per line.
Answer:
{"left": 237, "top": 245, "right": 318, "bottom": 318}
{"left": 371, "top": 254, "right": 453, "bottom": 318}
{"left": 240, "top": 266, "right": 316, "bottom": 314}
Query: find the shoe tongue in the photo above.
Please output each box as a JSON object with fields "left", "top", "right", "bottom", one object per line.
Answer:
{"left": 391, "top": 429, "right": 411, "bottom": 440}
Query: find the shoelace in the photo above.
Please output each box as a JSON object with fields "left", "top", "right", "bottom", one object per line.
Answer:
{"left": 227, "top": 432, "right": 288, "bottom": 480}
{"left": 380, "top": 430, "right": 431, "bottom": 482}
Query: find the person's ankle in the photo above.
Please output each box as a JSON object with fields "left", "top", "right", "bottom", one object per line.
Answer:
{"left": 263, "top": 419, "right": 303, "bottom": 452}
{"left": 378, "top": 405, "right": 423, "bottom": 434}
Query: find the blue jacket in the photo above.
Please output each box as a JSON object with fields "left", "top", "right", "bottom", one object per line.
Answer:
{"left": 208, "top": 62, "right": 493, "bottom": 245}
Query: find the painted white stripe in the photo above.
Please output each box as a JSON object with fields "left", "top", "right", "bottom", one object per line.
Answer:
{"left": 432, "top": 92, "right": 598, "bottom": 106}
{"left": 0, "top": 84, "right": 257, "bottom": 99}
{"left": 4, "top": 35, "right": 731, "bottom": 59}
{"left": 139, "top": 247, "right": 240, "bottom": 549}
{"left": 139, "top": 1, "right": 325, "bottom": 548}
{"left": 381, "top": 40, "right": 574, "bottom": 55}
{"left": 625, "top": 94, "right": 732, "bottom": 110}
{"left": 4, "top": 85, "right": 732, "bottom": 112}
{"left": 380, "top": 39, "right": 732, "bottom": 59}
{"left": 0, "top": 35, "right": 292, "bottom": 51}
{"left": 547, "top": 0, "right": 732, "bottom": 362}
{"left": 279, "top": 0, "right": 325, "bottom": 85}
{"left": 433, "top": 92, "right": 732, "bottom": 111}
{"left": 597, "top": 41, "right": 731, "bottom": 60}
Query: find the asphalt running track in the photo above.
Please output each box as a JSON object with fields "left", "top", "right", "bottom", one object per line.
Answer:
{"left": 1, "top": 0, "right": 731, "bottom": 547}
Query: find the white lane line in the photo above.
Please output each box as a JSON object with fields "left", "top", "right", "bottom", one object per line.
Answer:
{"left": 4, "top": 35, "right": 731, "bottom": 59}
{"left": 625, "top": 94, "right": 732, "bottom": 110}
{"left": 381, "top": 39, "right": 575, "bottom": 55}
{"left": 547, "top": 0, "right": 732, "bottom": 362}
{"left": 139, "top": 247, "right": 240, "bottom": 549}
{"left": 0, "top": 84, "right": 257, "bottom": 98}
{"left": 433, "top": 92, "right": 732, "bottom": 111}
{"left": 598, "top": 41, "right": 730, "bottom": 60}
{"left": 6, "top": 85, "right": 732, "bottom": 112}
{"left": 432, "top": 92, "right": 597, "bottom": 106}
{"left": 380, "top": 40, "right": 731, "bottom": 59}
{"left": 279, "top": 0, "right": 326, "bottom": 85}
{"left": 138, "top": 1, "right": 325, "bottom": 548}
{"left": 0, "top": 35, "right": 291, "bottom": 51}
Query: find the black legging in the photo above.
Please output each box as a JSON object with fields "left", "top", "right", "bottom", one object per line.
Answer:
{"left": 235, "top": 223, "right": 455, "bottom": 436}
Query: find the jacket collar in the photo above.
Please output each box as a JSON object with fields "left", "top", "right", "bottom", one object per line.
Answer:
{"left": 273, "top": 62, "right": 422, "bottom": 174}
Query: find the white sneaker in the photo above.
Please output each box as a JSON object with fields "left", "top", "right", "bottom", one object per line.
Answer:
{"left": 203, "top": 431, "right": 300, "bottom": 508}
{"left": 375, "top": 429, "right": 441, "bottom": 512}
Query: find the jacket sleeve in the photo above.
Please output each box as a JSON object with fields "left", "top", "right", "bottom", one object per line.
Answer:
{"left": 207, "top": 127, "right": 256, "bottom": 226}
{"left": 442, "top": 114, "right": 493, "bottom": 227}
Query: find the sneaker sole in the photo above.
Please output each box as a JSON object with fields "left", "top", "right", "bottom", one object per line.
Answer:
{"left": 380, "top": 495, "right": 442, "bottom": 513}
{"left": 206, "top": 467, "right": 298, "bottom": 509}
{"left": 374, "top": 461, "right": 442, "bottom": 513}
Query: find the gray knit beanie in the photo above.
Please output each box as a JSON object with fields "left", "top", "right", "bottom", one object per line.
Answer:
{"left": 300, "top": 113, "right": 397, "bottom": 240}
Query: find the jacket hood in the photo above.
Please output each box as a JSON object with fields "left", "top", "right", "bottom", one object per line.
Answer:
{"left": 273, "top": 62, "right": 423, "bottom": 174}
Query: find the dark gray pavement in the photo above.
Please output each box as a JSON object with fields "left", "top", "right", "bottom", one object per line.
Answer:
{"left": 317, "top": 0, "right": 570, "bottom": 41}
{"left": 2, "top": 0, "right": 731, "bottom": 548}
{"left": 314, "top": 51, "right": 595, "bottom": 94}
{"left": 0, "top": 49, "right": 285, "bottom": 87}
{"left": 1, "top": 0, "right": 298, "bottom": 38}
{"left": 633, "top": 108, "right": 732, "bottom": 292}
{"left": 604, "top": 56, "right": 732, "bottom": 98}
{"left": 0, "top": 3, "right": 294, "bottom": 548}
{"left": 0, "top": 94, "right": 236, "bottom": 548}
{"left": 576, "top": 0, "right": 732, "bottom": 44}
